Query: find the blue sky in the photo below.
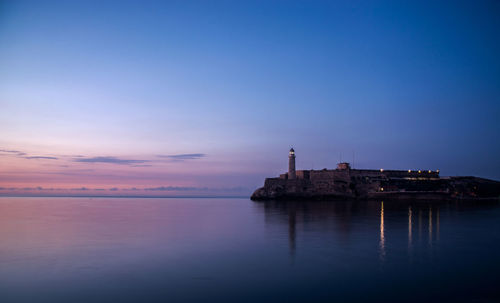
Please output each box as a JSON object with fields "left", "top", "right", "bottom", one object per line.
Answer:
{"left": 1, "top": 0, "right": 499, "bottom": 195}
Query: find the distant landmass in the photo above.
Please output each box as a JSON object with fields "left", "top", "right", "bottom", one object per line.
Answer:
{"left": 251, "top": 149, "right": 500, "bottom": 201}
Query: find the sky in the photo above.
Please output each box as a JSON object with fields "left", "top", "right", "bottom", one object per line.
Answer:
{"left": 1, "top": 0, "right": 499, "bottom": 196}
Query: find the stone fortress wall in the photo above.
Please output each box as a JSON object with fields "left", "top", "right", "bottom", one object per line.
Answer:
{"left": 263, "top": 160, "right": 441, "bottom": 199}
{"left": 251, "top": 149, "right": 500, "bottom": 200}
{"left": 279, "top": 162, "right": 439, "bottom": 181}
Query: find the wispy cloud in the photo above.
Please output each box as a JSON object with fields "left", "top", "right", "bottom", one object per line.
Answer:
{"left": 1, "top": 148, "right": 57, "bottom": 159}
{"left": 144, "top": 186, "right": 203, "bottom": 191}
{"left": 0, "top": 149, "right": 21, "bottom": 153}
{"left": 157, "top": 153, "right": 206, "bottom": 161}
{"left": 0, "top": 149, "right": 27, "bottom": 156}
{"left": 1, "top": 148, "right": 205, "bottom": 164}
{"left": 74, "top": 156, "right": 150, "bottom": 165}
{"left": 71, "top": 187, "right": 89, "bottom": 191}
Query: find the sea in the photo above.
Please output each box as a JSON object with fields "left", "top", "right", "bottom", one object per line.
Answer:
{"left": 0, "top": 197, "right": 499, "bottom": 302}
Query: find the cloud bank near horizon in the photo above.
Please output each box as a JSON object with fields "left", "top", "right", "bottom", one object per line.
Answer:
{"left": 0, "top": 185, "right": 252, "bottom": 196}
{"left": 73, "top": 156, "right": 150, "bottom": 165}
{"left": 157, "top": 154, "right": 206, "bottom": 161}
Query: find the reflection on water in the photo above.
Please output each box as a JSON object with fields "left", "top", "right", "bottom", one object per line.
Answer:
{"left": 419, "top": 209, "right": 422, "bottom": 242}
{"left": 437, "top": 208, "right": 440, "bottom": 241}
{"left": 288, "top": 207, "right": 296, "bottom": 258}
{"left": 408, "top": 206, "right": 412, "bottom": 248}
{"left": 429, "top": 207, "right": 433, "bottom": 245}
{"left": 0, "top": 197, "right": 499, "bottom": 303}
{"left": 256, "top": 199, "right": 447, "bottom": 262}
{"left": 380, "top": 202, "right": 385, "bottom": 261}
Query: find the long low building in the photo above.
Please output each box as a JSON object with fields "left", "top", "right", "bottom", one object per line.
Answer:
{"left": 251, "top": 149, "right": 500, "bottom": 201}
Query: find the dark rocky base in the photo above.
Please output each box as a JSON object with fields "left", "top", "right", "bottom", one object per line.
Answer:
{"left": 252, "top": 153, "right": 500, "bottom": 203}
{"left": 251, "top": 176, "right": 500, "bottom": 202}
{"left": 250, "top": 193, "right": 500, "bottom": 202}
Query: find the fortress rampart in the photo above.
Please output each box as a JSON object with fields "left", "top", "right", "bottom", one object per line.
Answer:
{"left": 251, "top": 149, "right": 500, "bottom": 201}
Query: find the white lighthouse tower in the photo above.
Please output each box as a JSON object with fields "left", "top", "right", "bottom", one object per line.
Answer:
{"left": 288, "top": 148, "right": 296, "bottom": 179}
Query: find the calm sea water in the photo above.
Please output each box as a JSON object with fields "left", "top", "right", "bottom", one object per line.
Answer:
{"left": 0, "top": 197, "right": 499, "bottom": 303}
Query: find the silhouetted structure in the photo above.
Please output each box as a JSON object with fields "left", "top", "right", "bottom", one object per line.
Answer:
{"left": 251, "top": 149, "right": 500, "bottom": 200}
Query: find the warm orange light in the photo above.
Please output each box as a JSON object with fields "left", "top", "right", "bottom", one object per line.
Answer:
{"left": 380, "top": 187, "right": 384, "bottom": 191}
{"left": 418, "top": 170, "right": 421, "bottom": 173}
{"left": 408, "top": 170, "right": 411, "bottom": 173}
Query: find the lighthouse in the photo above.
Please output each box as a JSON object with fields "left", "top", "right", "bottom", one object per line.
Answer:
{"left": 288, "top": 148, "right": 296, "bottom": 179}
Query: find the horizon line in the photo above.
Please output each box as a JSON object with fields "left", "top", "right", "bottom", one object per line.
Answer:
{"left": 0, "top": 194, "right": 250, "bottom": 199}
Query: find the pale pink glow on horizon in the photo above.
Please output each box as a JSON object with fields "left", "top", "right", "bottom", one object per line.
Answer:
{"left": 0, "top": 146, "right": 275, "bottom": 196}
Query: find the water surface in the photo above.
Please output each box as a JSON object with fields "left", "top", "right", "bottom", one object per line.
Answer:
{"left": 0, "top": 197, "right": 499, "bottom": 302}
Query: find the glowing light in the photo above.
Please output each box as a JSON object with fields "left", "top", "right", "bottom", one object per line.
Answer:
{"left": 380, "top": 168, "right": 384, "bottom": 172}
{"left": 408, "top": 170, "right": 411, "bottom": 173}
{"left": 436, "top": 169, "right": 440, "bottom": 173}
{"left": 380, "top": 187, "right": 384, "bottom": 191}
{"left": 428, "top": 170, "right": 431, "bottom": 173}
{"left": 418, "top": 170, "right": 421, "bottom": 173}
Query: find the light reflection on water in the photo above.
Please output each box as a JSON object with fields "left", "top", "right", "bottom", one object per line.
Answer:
{"left": 408, "top": 206, "right": 412, "bottom": 248}
{"left": 380, "top": 202, "right": 385, "bottom": 262}
{"left": 0, "top": 197, "right": 499, "bottom": 303}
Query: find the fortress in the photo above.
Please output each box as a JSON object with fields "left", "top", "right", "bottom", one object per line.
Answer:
{"left": 251, "top": 148, "right": 500, "bottom": 201}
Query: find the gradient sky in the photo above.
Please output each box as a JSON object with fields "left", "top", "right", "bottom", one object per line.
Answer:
{"left": 1, "top": 0, "right": 499, "bottom": 196}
